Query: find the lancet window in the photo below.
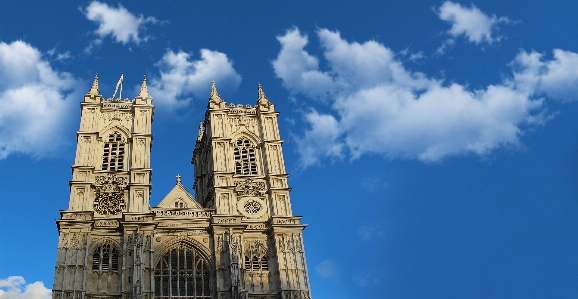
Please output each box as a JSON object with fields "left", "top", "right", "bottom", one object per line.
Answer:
{"left": 101, "top": 131, "right": 125, "bottom": 171}
{"left": 92, "top": 243, "right": 119, "bottom": 272}
{"left": 234, "top": 137, "right": 258, "bottom": 175}
{"left": 154, "top": 243, "right": 210, "bottom": 299}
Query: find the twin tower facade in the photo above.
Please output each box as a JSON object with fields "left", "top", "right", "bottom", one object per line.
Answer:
{"left": 52, "top": 75, "right": 312, "bottom": 299}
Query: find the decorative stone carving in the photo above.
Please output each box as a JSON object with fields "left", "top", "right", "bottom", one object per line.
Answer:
{"left": 237, "top": 196, "right": 267, "bottom": 219}
{"left": 95, "top": 220, "right": 119, "bottom": 227}
{"left": 62, "top": 213, "right": 92, "bottom": 220}
{"left": 244, "top": 200, "right": 262, "bottom": 214}
{"left": 244, "top": 239, "right": 268, "bottom": 257}
{"left": 92, "top": 174, "right": 127, "bottom": 215}
{"left": 216, "top": 235, "right": 223, "bottom": 253}
{"left": 234, "top": 179, "right": 266, "bottom": 199}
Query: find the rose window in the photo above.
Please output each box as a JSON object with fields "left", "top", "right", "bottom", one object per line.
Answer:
{"left": 243, "top": 200, "right": 262, "bottom": 214}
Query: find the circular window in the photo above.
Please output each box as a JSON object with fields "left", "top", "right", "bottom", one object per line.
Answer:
{"left": 237, "top": 196, "right": 267, "bottom": 218}
{"left": 244, "top": 200, "right": 262, "bottom": 214}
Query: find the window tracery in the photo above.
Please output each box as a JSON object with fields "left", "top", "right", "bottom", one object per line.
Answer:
{"left": 101, "top": 131, "right": 125, "bottom": 171}
{"left": 92, "top": 243, "right": 119, "bottom": 272}
{"left": 154, "top": 243, "right": 210, "bottom": 299}
{"left": 234, "top": 137, "right": 258, "bottom": 175}
{"left": 243, "top": 240, "right": 268, "bottom": 272}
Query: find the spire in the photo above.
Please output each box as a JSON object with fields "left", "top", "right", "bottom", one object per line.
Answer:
{"left": 137, "top": 75, "right": 151, "bottom": 98}
{"left": 209, "top": 80, "right": 222, "bottom": 103}
{"left": 87, "top": 73, "right": 100, "bottom": 96}
{"left": 257, "top": 83, "right": 270, "bottom": 105}
{"left": 197, "top": 122, "right": 204, "bottom": 141}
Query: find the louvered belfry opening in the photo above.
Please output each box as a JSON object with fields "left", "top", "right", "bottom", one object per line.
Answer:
{"left": 154, "top": 243, "right": 210, "bottom": 299}
{"left": 234, "top": 137, "right": 258, "bottom": 175}
{"left": 92, "top": 243, "right": 119, "bottom": 272}
{"left": 101, "top": 131, "right": 125, "bottom": 171}
{"left": 244, "top": 255, "right": 268, "bottom": 272}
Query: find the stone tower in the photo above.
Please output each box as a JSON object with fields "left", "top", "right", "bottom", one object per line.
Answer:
{"left": 52, "top": 76, "right": 312, "bottom": 299}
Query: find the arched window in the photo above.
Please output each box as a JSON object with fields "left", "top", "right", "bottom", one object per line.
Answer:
{"left": 92, "top": 243, "right": 119, "bottom": 272}
{"left": 234, "top": 137, "right": 257, "bottom": 175}
{"left": 101, "top": 131, "right": 125, "bottom": 171}
{"left": 154, "top": 243, "right": 210, "bottom": 299}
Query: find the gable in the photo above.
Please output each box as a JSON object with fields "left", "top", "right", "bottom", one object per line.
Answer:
{"left": 156, "top": 181, "right": 202, "bottom": 209}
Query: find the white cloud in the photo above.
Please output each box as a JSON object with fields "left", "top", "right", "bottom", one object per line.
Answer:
{"left": 272, "top": 28, "right": 342, "bottom": 100}
{"left": 315, "top": 259, "right": 339, "bottom": 279}
{"left": 437, "top": 1, "right": 510, "bottom": 45}
{"left": 511, "top": 49, "right": 578, "bottom": 102}
{"left": 294, "top": 109, "right": 343, "bottom": 168}
{"left": 83, "top": 1, "right": 158, "bottom": 49}
{"left": 147, "top": 49, "right": 242, "bottom": 111}
{"left": 273, "top": 28, "right": 578, "bottom": 167}
{"left": 0, "top": 276, "right": 51, "bottom": 299}
{"left": 0, "top": 41, "right": 81, "bottom": 160}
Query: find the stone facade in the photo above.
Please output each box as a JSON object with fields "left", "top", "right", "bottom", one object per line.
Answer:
{"left": 52, "top": 75, "right": 312, "bottom": 299}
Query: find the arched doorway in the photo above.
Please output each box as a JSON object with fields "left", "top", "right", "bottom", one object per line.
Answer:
{"left": 154, "top": 242, "right": 211, "bottom": 299}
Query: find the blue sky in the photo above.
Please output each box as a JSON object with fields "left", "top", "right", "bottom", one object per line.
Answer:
{"left": 1, "top": 1, "right": 578, "bottom": 298}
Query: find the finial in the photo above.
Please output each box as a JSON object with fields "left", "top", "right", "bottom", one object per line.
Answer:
{"left": 209, "top": 80, "right": 222, "bottom": 103}
{"left": 176, "top": 174, "right": 182, "bottom": 184}
{"left": 257, "top": 82, "right": 270, "bottom": 105}
{"left": 137, "top": 75, "right": 151, "bottom": 98}
{"left": 197, "top": 122, "right": 204, "bottom": 141}
{"left": 87, "top": 73, "right": 100, "bottom": 96}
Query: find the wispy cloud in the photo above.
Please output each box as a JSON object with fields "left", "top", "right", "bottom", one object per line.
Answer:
{"left": 83, "top": 1, "right": 160, "bottom": 53}
{"left": 0, "top": 276, "right": 51, "bottom": 299}
{"left": 46, "top": 48, "right": 72, "bottom": 62}
{"left": 315, "top": 259, "right": 340, "bottom": 279}
{"left": 272, "top": 28, "right": 578, "bottom": 167}
{"left": 0, "top": 41, "right": 81, "bottom": 160}
{"left": 352, "top": 272, "right": 379, "bottom": 287}
{"left": 436, "top": 1, "right": 510, "bottom": 53}
{"left": 147, "top": 49, "right": 242, "bottom": 111}
{"left": 360, "top": 176, "right": 389, "bottom": 192}
{"left": 357, "top": 225, "right": 385, "bottom": 241}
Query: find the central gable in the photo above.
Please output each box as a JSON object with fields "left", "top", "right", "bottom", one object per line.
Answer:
{"left": 156, "top": 175, "right": 202, "bottom": 209}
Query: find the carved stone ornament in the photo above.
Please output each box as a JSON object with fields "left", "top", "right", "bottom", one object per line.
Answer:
{"left": 237, "top": 196, "right": 267, "bottom": 219}
{"left": 234, "top": 179, "right": 266, "bottom": 199}
{"left": 93, "top": 174, "right": 128, "bottom": 215}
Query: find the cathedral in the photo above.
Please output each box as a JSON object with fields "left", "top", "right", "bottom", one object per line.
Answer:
{"left": 52, "top": 75, "right": 312, "bottom": 299}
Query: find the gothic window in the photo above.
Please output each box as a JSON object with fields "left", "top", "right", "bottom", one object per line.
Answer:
{"left": 92, "top": 243, "right": 119, "bottom": 272}
{"left": 234, "top": 137, "right": 257, "bottom": 175}
{"left": 101, "top": 131, "right": 125, "bottom": 171}
{"left": 154, "top": 243, "right": 210, "bottom": 299}
{"left": 244, "top": 255, "right": 268, "bottom": 272}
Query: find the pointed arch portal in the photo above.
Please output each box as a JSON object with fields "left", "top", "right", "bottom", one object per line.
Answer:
{"left": 154, "top": 242, "right": 211, "bottom": 299}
